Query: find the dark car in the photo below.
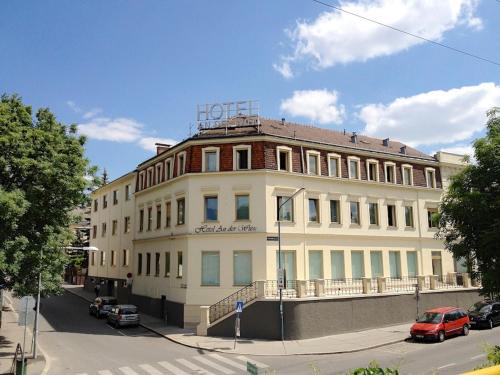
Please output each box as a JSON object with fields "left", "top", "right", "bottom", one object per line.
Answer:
{"left": 88, "top": 296, "right": 118, "bottom": 318}
{"left": 106, "top": 305, "right": 140, "bottom": 328}
{"left": 410, "top": 307, "right": 470, "bottom": 342}
{"left": 468, "top": 301, "right": 500, "bottom": 329}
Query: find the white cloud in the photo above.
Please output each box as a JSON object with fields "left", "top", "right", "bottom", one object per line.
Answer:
{"left": 137, "top": 137, "right": 178, "bottom": 152}
{"left": 280, "top": 89, "right": 345, "bottom": 125}
{"left": 275, "top": 0, "right": 481, "bottom": 77}
{"left": 78, "top": 117, "right": 144, "bottom": 143}
{"left": 439, "top": 144, "right": 474, "bottom": 157}
{"left": 359, "top": 82, "right": 500, "bottom": 146}
{"left": 83, "top": 108, "right": 103, "bottom": 119}
{"left": 67, "top": 100, "right": 81, "bottom": 113}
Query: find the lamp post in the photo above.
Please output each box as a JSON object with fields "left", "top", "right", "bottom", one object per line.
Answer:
{"left": 277, "top": 187, "right": 304, "bottom": 342}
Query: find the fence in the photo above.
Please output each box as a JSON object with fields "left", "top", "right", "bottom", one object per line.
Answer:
{"left": 208, "top": 282, "right": 258, "bottom": 323}
{"left": 385, "top": 277, "right": 418, "bottom": 292}
{"left": 324, "top": 278, "right": 364, "bottom": 295}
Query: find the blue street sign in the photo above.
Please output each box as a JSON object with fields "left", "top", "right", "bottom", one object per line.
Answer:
{"left": 235, "top": 300, "right": 244, "bottom": 313}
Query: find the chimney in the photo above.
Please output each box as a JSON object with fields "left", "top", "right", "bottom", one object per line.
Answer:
{"left": 400, "top": 146, "right": 407, "bottom": 155}
{"left": 351, "top": 131, "right": 358, "bottom": 144}
{"left": 155, "top": 143, "right": 171, "bottom": 155}
{"left": 281, "top": 118, "right": 286, "bottom": 126}
{"left": 383, "top": 138, "right": 390, "bottom": 147}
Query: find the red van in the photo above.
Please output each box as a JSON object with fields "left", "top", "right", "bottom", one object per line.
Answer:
{"left": 410, "top": 307, "right": 470, "bottom": 342}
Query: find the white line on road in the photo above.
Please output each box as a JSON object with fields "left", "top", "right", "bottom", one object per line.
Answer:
{"left": 437, "top": 363, "right": 456, "bottom": 370}
{"left": 176, "top": 358, "right": 216, "bottom": 375}
{"left": 208, "top": 354, "right": 246, "bottom": 371}
{"left": 471, "top": 354, "right": 486, "bottom": 360}
{"left": 193, "top": 356, "right": 235, "bottom": 374}
{"left": 236, "top": 355, "right": 269, "bottom": 368}
{"left": 98, "top": 370, "right": 115, "bottom": 375}
{"left": 139, "top": 364, "right": 166, "bottom": 375}
{"left": 119, "top": 366, "right": 140, "bottom": 375}
{"left": 157, "top": 361, "right": 189, "bottom": 375}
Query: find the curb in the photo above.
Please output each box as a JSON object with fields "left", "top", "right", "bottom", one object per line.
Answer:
{"left": 64, "top": 287, "right": 408, "bottom": 357}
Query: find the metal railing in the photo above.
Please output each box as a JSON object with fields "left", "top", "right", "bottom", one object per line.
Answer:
{"left": 305, "top": 280, "right": 316, "bottom": 296}
{"left": 208, "top": 282, "right": 258, "bottom": 323}
{"left": 264, "top": 280, "right": 298, "bottom": 298}
{"left": 324, "top": 278, "right": 363, "bottom": 295}
{"left": 385, "top": 277, "right": 418, "bottom": 292}
{"left": 435, "top": 274, "right": 458, "bottom": 289}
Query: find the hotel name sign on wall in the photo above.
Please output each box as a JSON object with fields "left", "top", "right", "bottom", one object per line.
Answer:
{"left": 194, "top": 224, "right": 257, "bottom": 234}
{"left": 197, "top": 100, "right": 259, "bottom": 129}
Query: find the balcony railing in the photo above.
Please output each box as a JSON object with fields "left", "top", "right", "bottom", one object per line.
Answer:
{"left": 385, "top": 277, "right": 418, "bottom": 292}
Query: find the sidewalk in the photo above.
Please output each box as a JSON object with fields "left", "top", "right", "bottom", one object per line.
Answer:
{"left": 65, "top": 284, "right": 412, "bottom": 356}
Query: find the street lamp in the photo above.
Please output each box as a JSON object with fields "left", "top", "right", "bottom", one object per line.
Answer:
{"left": 277, "top": 187, "right": 304, "bottom": 342}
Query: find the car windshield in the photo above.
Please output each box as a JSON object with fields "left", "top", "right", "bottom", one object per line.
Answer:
{"left": 102, "top": 299, "right": 117, "bottom": 305}
{"left": 469, "top": 302, "right": 491, "bottom": 313}
{"left": 120, "top": 308, "right": 137, "bottom": 314}
{"left": 417, "top": 312, "right": 442, "bottom": 324}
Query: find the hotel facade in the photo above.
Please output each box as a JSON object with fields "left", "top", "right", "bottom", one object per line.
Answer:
{"left": 87, "top": 116, "right": 470, "bottom": 330}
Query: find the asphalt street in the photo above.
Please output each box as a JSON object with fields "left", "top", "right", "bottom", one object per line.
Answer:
{"left": 34, "top": 292, "right": 500, "bottom": 375}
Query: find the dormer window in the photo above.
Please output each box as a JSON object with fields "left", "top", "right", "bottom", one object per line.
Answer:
{"left": 327, "top": 153, "right": 341, "bottom": 178}
{"left": 366, "top": 159, "right": 379, "bottom": 182}
{"left": 147, "top": 167, "right": 153, "bottom": 187}
{"left": 165, "top": 158, "right": 173, "bottom": 180}
{"left": 139, "top": 171, "right": 145, "bottom": 190}
{"left": 233, "top": 145, "right": 251, "bottom": 171}
{"left": 402, "top": 164, "right": 413, "bottom": 186}
{"left": 277, "top": 146, "right": 292, "bottom": 172}
{"left": 177, "top": 152, "right": 186, "bottom": 176}
{"left": 348, "top": 156, "right": 360, "bottom": 179}
{"left": 155, "top": 163, "right": 163, "bottom": 184}
{"left": 202, "top": 147, "right": 219, "bottom": 172}
{"left": 306, "top": 151, "right": 320, "bottom": 175}
{"left": 425, "top": 167, "right": 436, "bottom": 188}
{"left": 384, "top": 162, "right": 396, "bottom": 184}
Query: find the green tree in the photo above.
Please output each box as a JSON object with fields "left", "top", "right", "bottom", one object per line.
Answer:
{"left": 438, "top": 107, "right": 500, "bottom": 298}
{"left": 0, "top": 94, "right": 97, "bottom": 296}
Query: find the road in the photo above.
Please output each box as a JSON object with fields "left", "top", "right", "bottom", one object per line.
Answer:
{"left": 34, "top": 291, "right": 500, "bottom": 375}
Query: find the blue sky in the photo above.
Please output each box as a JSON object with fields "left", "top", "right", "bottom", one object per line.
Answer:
{"left": 2, "top": 0, "right": 499, "bottom": 179}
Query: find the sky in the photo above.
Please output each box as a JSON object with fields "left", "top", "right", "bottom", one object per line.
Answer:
{"left": 1, "top": 0, "right": 499, "bottom": 179}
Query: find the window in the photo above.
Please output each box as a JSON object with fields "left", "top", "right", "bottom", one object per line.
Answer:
{"left": 164, "top": 252, "right": 171, "bottom": 277}
{"left": 203, "top": 148, "right": 218, "bottom": 172}
{"left": 156, "top": 204, "right": 162, "bottom": 229}
{"left": 92, "top": 225, "right": 97, "bottom": 238}
{"left": 233, "top": 251, "right": 252, "bottom": 286}
{"left": 137, "top": 253, "right": 143, "bottom": 275}
{"left": 404, "top": 206, "right": 414, "bottom": 228}
{"left": 146, "top": 253, "right": 151, "bottom": 275}
{"left": 427, "top": 208, "right": 438, "bottom": 228}
{"left": 307, "top": 151, "right": 320, "bottom": 175}
{"left": 308, "top": 198, "right": 319, "bottom": 223}
{"left": 165, "top": 201, "right": 171, "bottom": 227}
{"left": 139, "top": 209, "right": 144, "bottom": 232}
{"left": 123, "top": 249, "right": 129, "bottom": 266}
{"left": 234, "top": 146, "right": 251, "bottom": 170}
{"left": 112, "top": 220, "right": 118, "bottom": 235}
{"left": 331, "top": 251, "right": 345, "bottom": 279}
{"left": 407, "top": 251, "right": 418, "bottom": 277}
{"left": 165, "top": 158, "right": 173, "bottom": 180}
{"left": 351, "top": 251, "right": 365, "bottom": 279}
{"left": 328, "top": 153, "right": 341, "bottom": 177}
{"left": 402, "top": 165, "right": 413, "bottom": 185}
{"left": 100, "top": 251, "right": 106, "bottom": 266}
{"left": 111, "top": 250, "right": 117, "bottom": 266}
{"left": 202, "top": 252, "right": 220, "bottom": 286}
{"left": 101, "top": 222, "right": 107, "bottom": 237}
{"left": 389, "top": 251, "right": 401, "bottom": 278}
{"left": 125, "top": 184, "right": 132, "bottom": 200}
{"left": 147, "top": 206, "right": 152, "bottom": 231}
{"left": 276, "top": 250, "right": 296, "bottom": 284}
{"left": 103, "top": 195, "right": 108, "bottom": 209}
{"left": 113, "top": 190, "right": 118, "bottom": 205}
{"left": 235, "top": 195, "right": 250, "bottom": 221}
{"left": 350, "top": 201, "right": 360, "bottom": 225}
{"left": 384, "top": 162, "right": 396, "bottom": 184}
{"left": 90, "top": 252, "right": 96, "bottom": 266}
{"left": 94, "top": 199, "right": 98, "bottom": 212}
{"left": 367, "top": 160, "right": 378, "bottom": 182}
{"left": 177, "top": 152, "right": 186, "bottom": 176}
{"left": 155, "top": 252, "right": 160, "bottom": 276}
{"left": 370, "top": 251, "right": 383, "bottom": 277}
{"left": 309, "top": 251, "right": 323, "bottom": 279}
{"left": 277, "top": 196, "right": 293, "bottom": 222}
{"left": 124, "top": 216, "right": 131, "bottom": 233}
{"left": 204, "top": 196, "right": 218, "bottom": 222}
{"left": 177, "top": 251, "right": 183, "bottom": 277}
{"left": 426, "top": 168, "right": 436, "bottom": 188}
{"left": 155, "top": 163, "right": 163, "bottom": 184}
{"left": 147, "top": 168, "right": 153, "bottom": 187}
{"left": 139, "top": 172, "right": 145, "bottom": 190}
{"left": 277, "top": 146, "right": 291, "bottom": 172}
{"left": 387, "top": 204, "right": 397, "bottom": 227}
{"left": 348, "top": 157, "right": 360, "bottom": 179}
{"left": 369, "top": 203, "right": 379, "bottom": 225}
{"left": 177, "top": 198, "right": 185, "bottom": 225}
{"left": 330, "top": 200, "right": 340, "bottom": 224}
{"left": 432, "top": 251, "right": 442, "bottom": 276}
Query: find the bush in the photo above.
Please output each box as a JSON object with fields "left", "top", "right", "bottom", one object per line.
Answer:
{"left": 350, "top": 361, "right": 400, "bottom": 375}
{"left": 475, "top": 345, "right": 500, "bottom": 370}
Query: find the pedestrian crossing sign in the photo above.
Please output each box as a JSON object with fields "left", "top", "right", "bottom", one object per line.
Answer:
{"left": 235, "top": 300, "right": 244, "bottom": 313}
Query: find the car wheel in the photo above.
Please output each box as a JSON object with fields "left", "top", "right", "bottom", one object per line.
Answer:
{"left": 488, "top": 319, "right": 493, "bottom": 329}
{"left": 438, "top": 331, "right": 445, "bottom": 342}
{"left": 463, "top": 325, "right": 469, "bottom": 336}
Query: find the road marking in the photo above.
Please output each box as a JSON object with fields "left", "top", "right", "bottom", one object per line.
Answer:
{"left": 437, "top": 363, "right": 456, "bottom": 370}
{"left": 176, "top": 358, "right": 215, "bottom": 375}
{"left": 471, "top": 354, "right": 486, "bottom": 360}
{"left": 139, "top": 364, "right": 166, "bottom": 375}
{"left": 236, "top": 355, "right": 269, "bottom": 368}
{"left": 98, "top": 371, "right": 114, "bottom": 375}
{"left": 193, "top": 356, "right": 234, "bottom": 374}
{"left": 208, "top": 354, "right": 246, "bottom": 371}
{"left": 157, "top": 361, "right": 189, "bottom": 375}
{"left": 119, "top": 367, "right": 140, "bottom": 375}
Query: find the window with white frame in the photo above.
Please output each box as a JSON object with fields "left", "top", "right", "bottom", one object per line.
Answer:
{"left": 277, "top": 195, "right": 293, "bottom": 222}
{"left": 100, "top": 251, "right": 106, "bottom": 266}
{"left": 404, "top": 206, "right": 414, "bottom": 228}
{"left": 350, "top": 201, "right": 360, "bottom": 224}
{"left": 277, "top": 146, "right": 292, "bottom": 172}
{"left": 139, "top": 172, "right": 145, "bottom": 190}
{"left": 348, "top": 157, "right": 360, "bottom": 179}
{"left": 155, "top": 163, "right": 163, "bottom": 184}
{"left": 233, "top": 145, "right": 251, "bottom": 170}
{"left": 330, "top": 199, "right": 340, "bottom": 224}
{"left": 147, "top": 167, "right": 153, "bottom": 187}
{"left": 425, "top": 167, "right": 436, "bottom": 188}
{"left": 307, "top": 151, "right": 320, "bottom": 175}
{"left": 111, "top": 250, "right": 117, "bottom": 266}
{"left": 384, "top": 162, "right": 396, "bottom": 184}
{"left": 202, "top": 147, "right": 219, "bottom": 172}
{"left": 125, "top": 184, "right": 132, "bottom": 200}
{"left": 124, "top": 216, "right": 131, "bottom": 233}
{"left": 427, "top": 207, "right": 439, "bottom": 228}
{"left": 123, "top": 249, "right": 129, "bottom": 266}
{"left": 177, "top": 152, "right": 186, "bottom": 176}
{"left": 387, "top": 204, "right": 397, "bottom": 227}
{"left": 201, "top": 251, "right": 220, "bottom": 286}
{"left": 235, "top": 194, "right": 250, "bottom": 221}
{"left": 402, "top": 164, "right": 413, "bottom": 185}
{"left": 369, "top": 202, "right": 379, "bottom": 225}
{"left": 309, "top": 250, "right": 324, "bottom": 279}
{"left": 308, "top": 198, "right": 320, "bottom": 223}
{"left": 366, "top": 159, "right": 379, "bottom": 182}
{"left": 165, "top": 158, "right": 173, "bottom": 180}
{"left": 328, "top": 153, "right": 341, "bottom": 177}
{"left": 204, "top": 195, "right": 218, "bottom": 222}
{"left": 177, "top": 197, "right": 185, "bottom": 225}
{"left": 90, "top": 251, "right": 96, "bottom": 266}
{"left": 233, "top": 251, "right": 252, "bottom": 286}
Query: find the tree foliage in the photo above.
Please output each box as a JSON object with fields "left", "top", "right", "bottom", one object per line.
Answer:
{"left": 0, "top": 94, "right": 97, "bottom": 296}
{"left": 438, "top": 108, "right": 500, "bottom": 298}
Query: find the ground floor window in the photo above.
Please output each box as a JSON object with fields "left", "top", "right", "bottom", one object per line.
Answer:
{"left": 432, "top": 251, "right": 442, "bottom": 276}
{"left": 276, "top": 250, "right": 296, "bottom": 286}
{"left": 177, "top": 251, "right": 183, "bottom": 277}
{"left": 370, "top": 251, "right": 383, "bottom": 277}
{"left": 309, "top": 251, "right": 323, "bottom": 279}
{"left": 389, "top": 251, "right": 401, "bottom": 278}
{"left": 407, "top": 251, "right": 418, "bottom": 277}
{"left": 330, "top": 251, "right": 345, "bottom": 279}
{"left": 201, "top": 251, "right": 220, "bottom": 286}
{"left": 351, "top": 251, "right": 365, "bottom": 279}
{"left": 233, "top": 251, "right": 252, "bottom": 286}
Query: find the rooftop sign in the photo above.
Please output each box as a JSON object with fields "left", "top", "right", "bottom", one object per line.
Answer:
{"left": 197, "top": 100, "right": 259, "bottom": 130}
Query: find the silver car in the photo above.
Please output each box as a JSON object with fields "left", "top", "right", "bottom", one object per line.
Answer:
{"left": 107, "top": 304, "right": 140, "bottom": 328}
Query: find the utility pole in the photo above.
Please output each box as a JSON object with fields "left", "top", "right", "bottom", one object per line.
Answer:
{"left": 32, "top": 247, "right": 42, "bottom": 359}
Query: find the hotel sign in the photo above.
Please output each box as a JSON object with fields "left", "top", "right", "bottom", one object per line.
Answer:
{"left": 197, "top": 100, "right": 259, "bottom": 130}
{"left": 194, "top": 224, "right": 256, "bottom": 234}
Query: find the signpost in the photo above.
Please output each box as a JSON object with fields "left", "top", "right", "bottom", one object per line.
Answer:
{"left": 234, "top": 300, "right": 244, "bottom": 349}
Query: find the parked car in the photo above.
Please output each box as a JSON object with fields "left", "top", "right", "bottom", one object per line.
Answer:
{"left": 410, "top": 307, "right": 470, "bottom": 342}
{"left": 88, "top": 296, "right": 118, "bottom": 318}
{"left": 106, "top": 304, "right": 140, "bottom": 328}
{"left": 468, "top": 300, "right": 500, "bottom": 329}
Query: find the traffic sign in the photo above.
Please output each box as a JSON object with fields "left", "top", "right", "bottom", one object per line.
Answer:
{"left": 235, "top": 300, "right": 244, "bottom": 313}
{"left": 18, "top": 296, "right": 36, "bottom": 326}
{"left": 277, "top": 268, "right": 286, "bottom": 290}
{"left": 266, "top": 236, "right": 279, "bottom": 242}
